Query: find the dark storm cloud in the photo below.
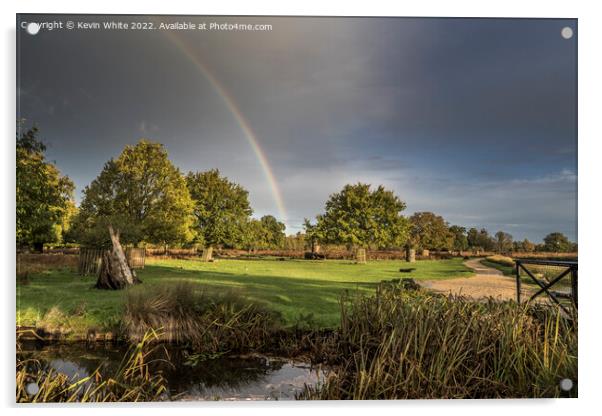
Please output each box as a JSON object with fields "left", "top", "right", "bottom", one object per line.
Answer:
{"left": 17, "top": 15, "right": 577, "bottom": 241}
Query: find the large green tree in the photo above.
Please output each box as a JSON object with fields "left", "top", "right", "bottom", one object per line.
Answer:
{"left": 16, "top": 126, "right": 75, "bottom": 251}
{"left": 73, "top": 140, "right": 194, "bottom": 246}
{"left": 186, "top": 169, "right": 253, "bottom": 251}
{"left": 309, "top": 183, "right": 408, "bottom": 249}
{"left": 408, "top": 212, "right": 453, "bottom": 251}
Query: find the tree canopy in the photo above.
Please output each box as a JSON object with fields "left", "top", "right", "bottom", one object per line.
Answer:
{"left": 467, "top": 227, "right": 495, "bottom": 251}
{"left": 16, "top": 127, "right": 577, "bottom": 255}
{"left": 240, "top": 215, "right": 286, "bottom": 252}
{"left": 543, "top": 232, "right": 572, "bottom": 252}
{"left": 73, "top": 140, "right": 194, "bottom": 246}
{"left": 520, "top": 238, "right": 536, "bottom": 252}
{"left": 259, "top": 215, "right": 286, "bottom": 248}
{"left": 308, "top": 183, "right": 408, "bottom": 249}
{"left": 408, "top": 212, "right": 453, "bottom": 251}
{"left": 449, "top": 225, "right": 469, "bottom": 252}
{"left": 186, "top": 169, "right": 253, "bottom": 248}
{"left": 16, "top": 126, "right": 75, "bottom": 250}
{"left": 494, "top": 231, "right": 513, "bottom": 253}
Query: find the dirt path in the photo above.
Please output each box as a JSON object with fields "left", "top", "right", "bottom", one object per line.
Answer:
{"left": 422, "top": 258, "right": 534, "bottom": 300}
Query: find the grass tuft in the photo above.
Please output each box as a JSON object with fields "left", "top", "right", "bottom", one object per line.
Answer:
{"left": 122, "top": 282, "right": 282, "bottom": 352}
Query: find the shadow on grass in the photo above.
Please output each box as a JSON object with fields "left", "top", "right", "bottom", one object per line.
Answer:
{"left": 136, "top": 265, "right": 385, "bottom": 327}
{"left": 17, "top": 258, "right": 473, "bottom": 330}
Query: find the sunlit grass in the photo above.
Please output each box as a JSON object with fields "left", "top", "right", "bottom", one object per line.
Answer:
{"left": 17, "top": 257, "right": 473, "bottom": 332}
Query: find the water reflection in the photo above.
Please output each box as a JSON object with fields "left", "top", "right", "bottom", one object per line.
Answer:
{"left": 19, "top": 342, "right": 326, "bottom": 401}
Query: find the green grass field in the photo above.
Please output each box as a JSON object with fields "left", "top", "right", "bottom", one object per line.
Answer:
{"left": 17, "top": 257, "right": 473, "bottom": 334}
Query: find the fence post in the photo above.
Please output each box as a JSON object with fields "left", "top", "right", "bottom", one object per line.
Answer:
{"left": 571, "top": 266, "right": 578, "bottom": 309}
{"left": 515, "top": 260, "right": 521, "bottom": 304}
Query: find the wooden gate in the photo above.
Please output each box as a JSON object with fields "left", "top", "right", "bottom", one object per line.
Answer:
{"left": 515, "top": 258, "right": 577, "bottom": 313}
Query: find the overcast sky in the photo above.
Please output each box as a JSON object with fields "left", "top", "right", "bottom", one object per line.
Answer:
{"left": 17, "top": 15, "right": 577, "bottom": 241}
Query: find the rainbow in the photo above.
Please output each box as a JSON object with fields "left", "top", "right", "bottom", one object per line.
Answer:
{"left": 162, "top": 30, "right": 288, "bottom": 229}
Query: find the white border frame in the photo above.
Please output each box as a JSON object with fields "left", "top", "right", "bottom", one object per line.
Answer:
{"left": 2, "top": 1, "right": 600, "bottom": 415}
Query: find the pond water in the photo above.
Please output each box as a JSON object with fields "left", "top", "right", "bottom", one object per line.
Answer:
{"left": 19, "top": 342, "right": 328, "bottom": 401}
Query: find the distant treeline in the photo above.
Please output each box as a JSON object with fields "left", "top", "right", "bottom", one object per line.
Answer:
{"left": 17, "top": 125, "right": 576, "bottom": 254}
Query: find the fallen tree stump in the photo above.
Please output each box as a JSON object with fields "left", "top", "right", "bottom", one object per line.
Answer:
{"left": 96, "top": 225, "right": 141, "bottom": 290}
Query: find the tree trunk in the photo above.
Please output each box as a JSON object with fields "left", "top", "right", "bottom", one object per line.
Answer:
{"left": 96, "top": 225, "right": 141, "bottom": 290}
{"left": 201, "top": 246, "right": 214, "bottom": 262}
{"left": 356, "top": 248, "right": 367, "bottom": 264}
{"left": 406, "top": 247, "right": 416, "bottom": 263}
{"left": 312, "top": 242, "right": 321, "bottom": 254}
{"left": 33, "top": 242, "right": 44, "bottom": 253}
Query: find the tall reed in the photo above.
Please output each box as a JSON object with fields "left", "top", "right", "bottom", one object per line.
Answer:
{"left": 299, "top": 282, "right": 577, "bottom": 399}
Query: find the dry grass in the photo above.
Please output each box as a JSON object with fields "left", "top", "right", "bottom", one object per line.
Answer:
{"left": 513, "top": 252, "right": 577, "bottom": 260}
{"left": 122, "top": 282, "right": 282, "bottom": 352}
{"left": 16, "top": 254, "right": 78, "bottom": 274}
{"left": 485, "top": 255, "right": 516, "bottom": 267}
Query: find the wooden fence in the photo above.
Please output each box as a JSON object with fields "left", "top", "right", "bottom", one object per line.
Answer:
{"left": 144, "top": 247, "right": 199, "bottom": 256}
{"left": 126, "top": 248, "right": 146, "bottom": 269}
{"left": 78, "top": 247, "right": 146, "bottom": 276}
{"left": 78, "top": 248, "right": 105, "bottom": 276}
